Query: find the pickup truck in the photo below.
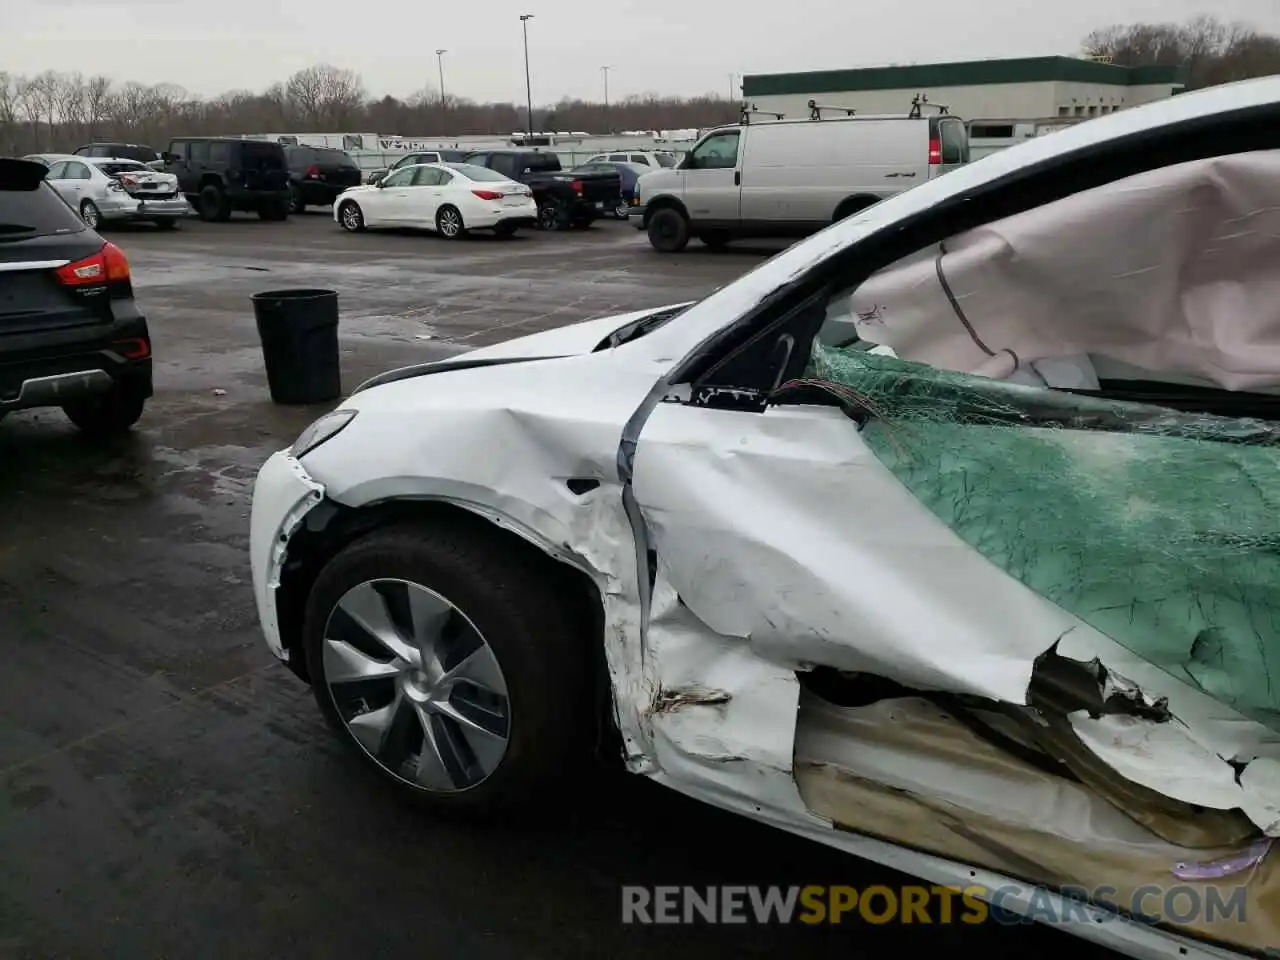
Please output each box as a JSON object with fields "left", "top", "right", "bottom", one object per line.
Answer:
{"left": 462, "top": 150, "right": 620, "bottom": 230}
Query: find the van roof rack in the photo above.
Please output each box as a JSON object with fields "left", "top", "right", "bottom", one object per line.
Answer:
{"left": 740, "top": 103, "right": 785, "bottom": 124}
{"left": 908, "top": 93, "right": 950, "bottom": 118}
{"left": 808, "top": 99, "right": 857, "bottom": 120}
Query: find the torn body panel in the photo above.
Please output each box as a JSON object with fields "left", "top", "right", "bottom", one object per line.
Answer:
{"left": 293, "top": 350, "right": 695, "bottom": 768}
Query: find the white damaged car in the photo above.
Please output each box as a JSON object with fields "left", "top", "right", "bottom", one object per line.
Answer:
{"left": 250, "top": 77, "right": 1280, "bottom": 960}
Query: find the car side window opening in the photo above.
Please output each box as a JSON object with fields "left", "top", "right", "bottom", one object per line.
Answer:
{"left": 436, "top": 171, "right": 454, "bottom": 186}
{"left": 630, "top": 155, "right": 650, "bottom": 165}
{"left": 66, "top": 162, "right": 91, "bottom": 180}
{"left": 188, "top": 142, "right": 210, "bottom": 164}
{"left": 790, "top": 148, "right": 1280, "bottom": 737}
{"left": 411, "top": 167, "right": 442, "bottom": 186}
{"left": 168, "top": 142, "right": 188, "bottom": 162}
{"left": 45, "top": 161, "right": 68, "bottom": 179}
{"left": 210, "top": 142, "right": 231, "bottom": 164}
{"left": 382, "top": 168, "right": 416, "bottom": 188}
{"left": 689, "top": 132, "right": 740, "bottom": 170}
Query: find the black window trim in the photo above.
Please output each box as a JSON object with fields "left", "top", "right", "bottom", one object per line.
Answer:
{"left": 665, "top": 102, "right": 1280, "bottom": 407}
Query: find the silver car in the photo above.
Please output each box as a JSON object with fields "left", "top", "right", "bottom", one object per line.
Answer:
{"left": 41, "top": 156, "right": 191, "bottom": 230}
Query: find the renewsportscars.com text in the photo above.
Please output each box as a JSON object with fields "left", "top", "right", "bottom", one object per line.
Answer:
{"left": 621, "top": 884, "right": 1247, "bottom": 926}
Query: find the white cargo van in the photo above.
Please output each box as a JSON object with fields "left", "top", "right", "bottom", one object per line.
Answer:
{"left": 631, "top": 110, "right": 968, "bottom": 252}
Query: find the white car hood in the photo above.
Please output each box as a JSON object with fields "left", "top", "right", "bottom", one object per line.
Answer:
{"left": 458, "top": 302, "right": 694, "bottom": 362}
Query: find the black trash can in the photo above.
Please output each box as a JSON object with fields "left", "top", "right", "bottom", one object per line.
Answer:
{"left": 252, "top": 288, "right": 342, "bottom": 405}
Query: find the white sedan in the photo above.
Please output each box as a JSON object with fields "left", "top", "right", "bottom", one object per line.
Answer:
{"left": 252, "top": 77, "right": 1280, "bottom": 960}
{"left": 42, "top": 156, "right": 190, "bottom": 229}
{"left": 333, "top": 162, "right": 537, "bottom": 239}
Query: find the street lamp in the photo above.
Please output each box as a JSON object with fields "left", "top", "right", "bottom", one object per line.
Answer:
{"left": 435, "top": 49, "right": 447, "bottom": 131}
{"left": 601, "top": 65, "right": 612, "bottom": 134}
{"left": 519, "top": 14, "right": 534, "bottom": 140}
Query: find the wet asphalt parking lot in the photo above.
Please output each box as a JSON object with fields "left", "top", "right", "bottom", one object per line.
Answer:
{"left": 0, "top": 211, "right": 1118, "bottom": 959}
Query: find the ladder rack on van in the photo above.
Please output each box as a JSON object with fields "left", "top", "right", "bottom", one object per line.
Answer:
{"left": 740, "top": 104, "right": 786, "bottom": 124}
{"left": 908, "top": 93, "right": 951, "bottom": 118}
{"left": 807, "top": 100, "right": 857, "bottom": 120}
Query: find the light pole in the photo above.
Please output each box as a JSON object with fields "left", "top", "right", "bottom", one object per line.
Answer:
{"left": 435, "top": 49, "right": 447, "bottom": 131}
{"left": 601, "top": 65, "right": 612, "bottom": 134}
{"left": 519, "top": 14, "right": 535, "bottom": 139}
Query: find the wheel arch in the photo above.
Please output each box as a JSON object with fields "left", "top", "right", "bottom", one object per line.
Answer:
{"left": 641, "top": 195, "right": 690, "bottom": 228}
{"left": 832, "top": 193, "right": 880, "bottom": 222}
{"left": 275, "top": 495, "right": 622, "bottom": 761}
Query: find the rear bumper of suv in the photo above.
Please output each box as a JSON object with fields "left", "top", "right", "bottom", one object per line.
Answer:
{"left": 0, "top": 313, "right": 153, "bottom": 412}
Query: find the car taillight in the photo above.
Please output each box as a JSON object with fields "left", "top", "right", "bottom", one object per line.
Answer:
{"left": 472, "top": 189, "right": 505, "bottom": 201}
{"left": 111, "top": 337, "right": 151, "bottom": 360}
{"left": 928, "top": 138, "right": 942, "bottom": 164}
{"left": 55, "top": 242, "right": 130, "bottom": 286}
{"left": 571, "top": 179, "right": 584, "bottom": 195}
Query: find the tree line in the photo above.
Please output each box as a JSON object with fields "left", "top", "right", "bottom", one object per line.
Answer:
{"left": 0, "top": 63, "right": 738, "bottom": 155}
{"left": 1082, "top": 14, "right": 1280, "bottom": 88}
{"left": 2, "top": 15, "right": 1277, "bottom": 156}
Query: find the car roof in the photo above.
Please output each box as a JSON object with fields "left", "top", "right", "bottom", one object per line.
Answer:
{"left": 83, "top": 156, "right": 147, "bottom": 164}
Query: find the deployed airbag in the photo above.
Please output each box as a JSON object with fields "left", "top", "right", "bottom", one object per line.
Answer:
{"left": 847, "top": 150, "right": 1280, "bottom": 392}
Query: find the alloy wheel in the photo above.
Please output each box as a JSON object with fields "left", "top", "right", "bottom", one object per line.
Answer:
{"left": 438, "top": 208, "right": 462, "bottom": 238}
{"left": 340, "top": 203, "right": 362, "bottom": 231}
{"left": 81, "top": 202, "right": 100, "bottom": 229}
{"left": 322, "top": 578, "right": 511, "bottom": 792}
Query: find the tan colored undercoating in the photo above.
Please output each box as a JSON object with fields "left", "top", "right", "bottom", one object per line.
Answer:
{"left": 794, "top": 696, "right": 1279, "bottom": 952}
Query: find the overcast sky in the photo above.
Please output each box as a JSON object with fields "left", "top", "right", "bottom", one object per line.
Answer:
{"left": 4, "top": 0, "right": 1279, "bottom": 105}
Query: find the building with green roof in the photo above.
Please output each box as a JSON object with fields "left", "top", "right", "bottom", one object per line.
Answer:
{"left": 741, "top": 56, "right": 1186, "bottom": 125}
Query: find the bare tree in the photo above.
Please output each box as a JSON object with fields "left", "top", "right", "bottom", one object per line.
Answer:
{"left": 55, "top": 72, "right": 87, "bottom": 141}
{"left": 84, "top": 75, "right": 113, "bottom": 138}
{"left": 1083, "top": 14, "right": 1280, "bottom": 88}
{"left": 314, "top": 65, "right": 365, "bottom": 128}
{"left": 0, "top": 72, "right": 24, "bottom": 154}
{"left": 284, "top": 66, "right": 325, "bottom": 125}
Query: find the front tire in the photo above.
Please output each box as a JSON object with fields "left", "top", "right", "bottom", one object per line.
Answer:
{"left": 302, "top": 519, "right": 593, "bottom": 817}
{"left": 62, "top": 382, "right": 146, "bottom": 437}
{"left": 338, "top": 201, "right": 365, "bottom": 232}
{"left": 198, "top": 184, "right": 231, "bottom": 222}
{"left": 647, "top": 207, "right": 689, "bottom": 253}
{"left": 435, "top": 205, "right": 465, "bottom": 240}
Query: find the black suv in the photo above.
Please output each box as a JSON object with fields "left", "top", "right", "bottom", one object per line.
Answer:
{"left": 0, "top": 159, "right": 152, "bottom": 436}
{"left": 161, "top": 137, "right": 290, "bottom": 222}
{"left": 74, "top": 142, "right": 162, "bottom": 165}
{"left": 284, "top": 145, "right": 363, "bottom": 212}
